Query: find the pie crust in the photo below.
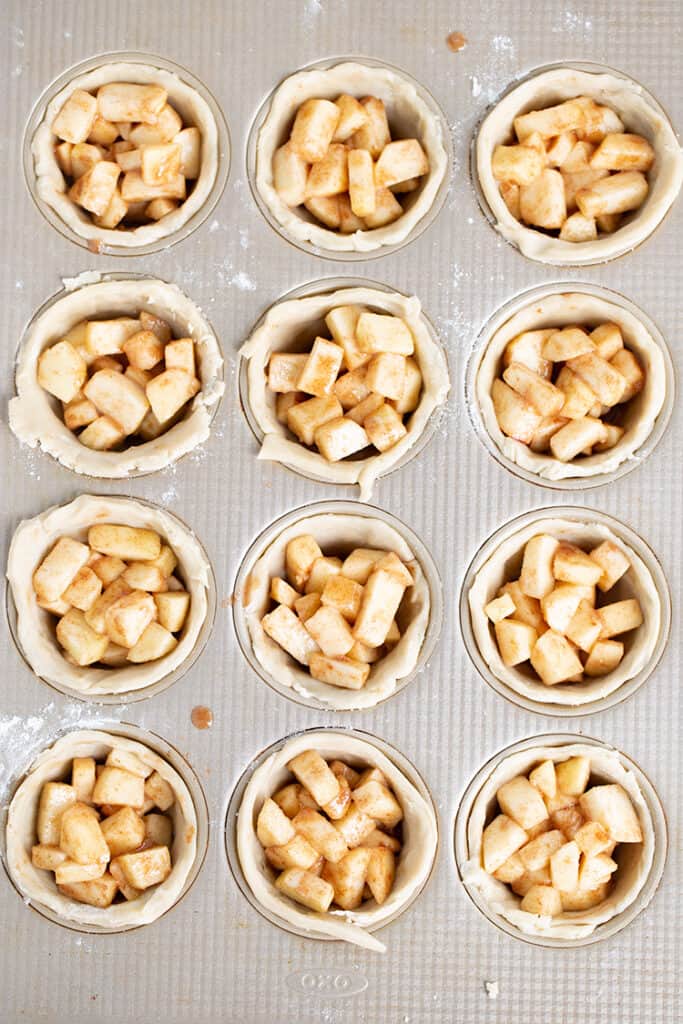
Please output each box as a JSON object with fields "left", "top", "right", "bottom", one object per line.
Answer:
{"left": 476, "top": 68, "right": 683, "bottom": 264}
{"left": 6, "top": 730, "right": 198, "bottom": 928}
{"left": 240, "top": 286, "right": 449, "bottom": 499}
{"left": 236, "top": 731, "right": 438, "bottom": 952}
{"left": 255, "top": 62, "right": 449, "bottom": 253}
{"left": 462, "top": 742, "right": 654, "bottom": 939}
{"left": 243, "top": 510, "right": 431, "bottom": 710}
{"left": 476, "top": 291, "right": 668, "bottom": 481}
{"left": 467, "top": 517, "right": 660, "bottom": 707}
{"left": 7, "top": 494, "right": 211, "bottom": 697}
{"left": 9, "top": 276, "right": 224, "bottom": 478}
{"left": 32, "top": 61, "right": 219, "bottom": 249}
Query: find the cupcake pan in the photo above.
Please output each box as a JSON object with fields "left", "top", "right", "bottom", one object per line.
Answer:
{"left": 1, "top": 2, "right": 681, "bottom": 1023}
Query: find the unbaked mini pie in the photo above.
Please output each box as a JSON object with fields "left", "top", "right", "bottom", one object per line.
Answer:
{"left": 7, "top": 495, "right": 212, "bottom": 698}
{"left": 9, "top": 276, "right": 223, "bottom": 478}
{"left": 236, "top": 732, "right": 437, "bottom": 952}
{"left": 476, "top": 66, "right": 683, "bottom": 264}
{"left": 31, "top": 59, "right": 221, "bottom": 249}
{"left": 254, "top": 62, "right": 449, "bottom": 253}
{"left": 240, "top": 285, "right": 449, "bottom": 499}
{"left": 5, "top": 730, "right": 197, "bottom": 928}
{"left": 467, "top": 513, "right": 662, "bottom": 709}
{"left": 462, "top": 742, "right": 655, "bottom": 940}
{"left": 240, "top": 507, "right": 435, "bottom": 710}
{"left": 475, "top": 290, "right": 669, "bottom": 483}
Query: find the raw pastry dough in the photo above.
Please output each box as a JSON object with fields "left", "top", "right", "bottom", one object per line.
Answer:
{"left": 240, "top": 287, "right": 449, "bottom": 500}
{"left": 6, "top": 730, "right": 198, "bottom": 928}
{"left": 476, "top": 291, "right": 668, "bottom": 481}
{"left": 476, "top": 68, "right": 683, "bottom": 264}
{"left": 32, "top": 61, "right": 220, "bottom": 249}
{"left": 468, "top": 516, "right": 661, "bottom": 707}
{"left": 255, "top": 62, "right": 448, "bottom": 253}
{"left": 462, "top": 742, "right": 654, "bottom": 939}
{"left": 9, "top": 276, "right": 224, "bottom": 478}
{"left": 243, "top": 510, "right": 431, "bottom": 710}
{"left": 7, "top": 494, "right": 211, "bottom": 696}
{"left": 236, "top": 731, "right": 438, "bottom": 952}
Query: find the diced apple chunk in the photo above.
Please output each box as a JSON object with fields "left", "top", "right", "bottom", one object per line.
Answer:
{"left": 584, "top": 638, "right": 624, "bottom": 676}
{"left": 315, "top": 417, "right": 369, "bottom": 461}
{"left": 38, "top": 341, "right": 87, "bottom": 403}
{"left": 356, "top": 313, "right": 414, "bottom": 355}
{"left": 364, "top": 403, "right": 407, "bottom": 452}
{"left": 579, "top": 784, "right": 643, "bottom": 842}
{"left": 308, "top": 653, "right": 370, "bottom": 690}
{"left": 292, "top": 808, "right": 348, "bottom": 863}
{"left": 520, "top": 884, "right": 562, "bottom": 917}
{"left": 59, "top": 873, "right": 119, "bottom": 908}
{"left": 146, "top": 368, "right": 199, "bottom": 424}
{"left": 374, "top": 139, "right": 428, "bottom": 187}
{"left": 56, "top": 609, "right": 110, "bottom": 666}
{"left": 353, "top": 568, "right": 405, "bottom": 647}
{"left": 59, "top": 802, "right": 109, "bottom": 866}
{"left": 497, "top": 776, "right": 549, "bottom": 831}
{"left": 520, "top": 534, "right": 559, "bottom": 599}
{"left": 100, "top": 805, "right": 146, "bottom": 857}
{"left": 93, "top": 765, "right": 145, "bottom": 808}
{"left": 257, "top": 797, "right": 297, "bottom": 848}
{"left": 494, "top": 619, "right": 537, "bottom": 666}
{"left": 33, "top": 536, "right": 90, "bottom": 602}
{"left": 275, "top": 867, "right": 334, "bottom": 912}
{"left": 482, "top": 814, "right": 528, "bottom": 874}
{"left": 37, "top": 782, "right": 77, "bottom": 845}
{"left": 589, "top": 541, "right": 631, "bottom": 592}
{"left": 113, "top": 845, "right": 171, "bottom": 889}
{"left": 53, "top": 89, "right": 98, "bottom": 143}
{"left": 530, "top": 629, "right": 584, "bottom": 685}
{"left": 596, "top": 598, "right": 643, "bottom": 638}
{"left": 288, "top": 750, "right": 340, "bottom": 808}
{"left": 492, "top": 378, "right": 542, "bottom": 443}
{"left": 287, "top": 395, "right": 343, "bottom": 446}
{"left": 126, "top": 621, "right": 177, "bottom": 663}
{"left": 529, "top": 760, "right": 557, "bottom": 799}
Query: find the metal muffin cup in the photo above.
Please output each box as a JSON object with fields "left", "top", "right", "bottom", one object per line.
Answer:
{"left": 224, "top": 726, "right": 439, "bottom": 943}
{"left": 0, "top": 722, "right": 210, "bottom": 934}
{"left": 465, "top": 281, "right": 675, "bottom": 491}
{"left": 246, "top": 55, "right": 452, "bottom": 261}
{"left": 459, "top": 506, "right": 671, "bottom": 717}
{"left": 24, "top": 50, "right": 231, "bottom": 256}
{"left": 453, "top": 733, "right": 667, "bottom": 948}
{"left": 232, "top": 500, "right": 443, "bottom": 712}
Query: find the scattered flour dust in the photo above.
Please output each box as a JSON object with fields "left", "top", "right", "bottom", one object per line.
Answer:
{"left": 0, "top": 700, "right": 129, "bottom": 802}
{"left": 484, "top": 980, "right": 499, "bottom": 999}
{"left": 554, "top": 7, "right": 593, "bottom": 32}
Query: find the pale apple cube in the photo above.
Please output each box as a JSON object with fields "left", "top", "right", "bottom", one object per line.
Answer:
{"left": 142, "top": 813, "right": 173, "bottom": 850}
{"left": 40, "top": 340, "right": 89, "bottom": 407}
{"left": 364, "top": 402, "right": 407, "bottom": 452}
{"left": 610, "top": 348, "right": 644, "bottom": 403}
{"left": 294, "top": 592, "right": 321, "bottom": 622}
{"left": 554, "top": 366, "right": 597, "bottom": 420}
{"left": 576, "top": 170, "right": 648, "bottom": 218}
{"left": 297, "top": 338, "right": 344, "bottom": 397}
{"left": 566, "top": 352, "right": 627, "bottom": 407}
{"left": 264, "top": 834, "right": 319, "bottom": 872}
{"left": 353, "top": 568, "right": 405, "bottom": 647}
{"left": 121, "top": 563, "right": 166, "bottom": 592}
{"left": 59, "top": 802, "right": 109, "bottom": 865}
{"left": 290, "top": 98, "right": 339, "bottom": 162}
{"left": 55, "top": 859, "right": 107, "bottom": 885}
{"left": 356, "top": 312, "right": 414, "bottom": 356}
{"left": 288, "top": 750, "right": 340, "bottom": 807}
{"left": 272, "top": 138, "right": 311, "bottom": 206}
{"left": 492, "top": 378, "right": 542, "bottom": 443}
{"left": 292, "top": 807, "right": 348, "bottom": 863}
{"left": 104, "top": 589, "right": 156, "bottom": 647}
{"left": 121, "top": 169, "right": 186, "bottom": 204}
{"left": 531, "top": 629, "right": 584, "bottom": 685}
{"left": 333, "top": 367, "right": 371, "bottom": 409}
{"left": 578, "top": 852, "right": 618, "bottom": 891}
{"left": 168, "top": 125, "right": 200, "bottom": 179}
{"left": 304, "top": 143, "right": 348, "bottom": 199}
{"left": 53, "top": 89, "right": 99, "bottom": 144}
{"left": 550, "top": 416, "right": 608, "bottom": 462}
{"left": 267, "top": 352, "right": 307, "bottom": 394}
{"left": 32, "top": 843, "right": 68, "bottom": 871}
{"left": 347, "top": 148, "right": 376, "bottom": 217}
{"left": 541, "top": 584, "right": 585, "bottom": 633}
{"left": 304, "top": 605, "right": 354, "bottom": 658}
{"left": 270, "top": 576, "right": 299, "bottom": 609}
{"left": 574, "top": 821, "right": 613, "bottom": 857}
{"left": 261, "top": 604, "right": 320, "bottom": 665}
{"left": 89, "top": 524, "right": 161, "bottom": 561}
{"left": 275, "top": 392, "right": 302, "bottom": 423}
{"left": 85, "top": 318, "right": 141, "bottom": 357}
{"left": 257, "top": 797, "right": 296, "bottom": 848}
{"left": 287, "top": 393, "right": 343, "bottom": 446}
{"left": 541, "top": 326, "right": 594, "bottom": 362}
{"left": 308, "top": 653, "right": 370, "bottom": 690}
{"left": 492, "top": 143, "right": 545, "bottom": 185}
{"left": 579, "top": 783, "right": 642, "bottom": 842}
{"left": 594, "top": 423, "right": 625, "bottom": 453}
{"left": 323, "top": 847, "right": 373, "bottom": 909}
{"left": 322, "top": 775, "right": 352, "bottom": 820}
{"left": 305, "top": 194, "right": 342, "bottom": 227}
{"left": 314, "top": 417, "right": 369, "bottom": 461}
{"left": 79, "top": 412, "right": 125, "bottom": 449}
{"left": 273, "top": 783, "right": 316, "bottom": 818}
{"left": 491, "top": 850, "right": 525, "bottom": 883}
{"left": 105, "top": 748, "right": 151, "bottom": 778}
{"left": 126, "top": 621, "right": 177, "bottom": 663}
{"left": 366, "top": 352, "right": 406, "bottom": 401}
{"left": 321, "top": 574, "right": 364, "bottom": 621}
{"left": 373, "top": 552, "right": 413, "bottom": 589}
{"left": 352, "top": 780, "right": 403, "bottom": 828}
{"left": 285, "top": 535, "right": 323, "bottom": 590}
{"left": 390, "top": 356, "right": 422, "bottom": 414}
{"left": 588, "top": 541, "right": 631, "bottom": 594}
{"left": 498, "top": 581, "right": 546, "bottom": 633}
{"left": 56, "top": 609, "right": 110, "bottom": 665}
{"left": 485, "top": 592, "right": 516, "bottom": 623}
{"left": 363, "top": 187, "right": 403, "bottom": 228}
{"left": 324, "top": 305, "right": 368, "bottom": 370}
{"left": 163, "top": 338, "right": 195, "bottom": 378}
{"left": 93, "top": 188, "right": 129, "bottom": 228}
{"left": 502, "top": 362, "right": 565, "bottom": 418}
{"left": 37, "top": 782, "right": 77, "bottom": 845}
{"left": 555, "top": 757, "right": 591, "bottom": 798}
{"left": 564, "top": 599, "right": 602, "bottom": 653}
{"left": 140, "top": 142, "right": 181, "bottom": 187}
{"left": 519, "top": 168, "right": 566, "bottom": 228}
{"left": 275, "top": 867, "right": 334, "bottom": 912}
{"left": 552, "top": 543, "right": 603, "bottom": 587}
{"left": 71, "top": 142, "right": 104, "bottom": 178}
{"left": 58, "top": 873, "right": 119, "bottom": 908}
{"left": 518, "top": 829, "right": 565, "bottom": 872}
{"left": 99, "top": 805, "right": 145, "bottom": 858}
{"left": 33, "top": 536, "right": 90, "bottom": 603}
{"left": 69, "top": 160, "right": 121, "bottom": 215}
{"left": 513, "top": 98, "right": 587, "bottom": 141}
{"left": 84, "top": 368, "right": 150, "bottom": 435}
{"left": 520, "top": 534, "right": 560, "bottom": 599}
{"left": 346, "top": 393, "right": 385, "bottom": 425}
{"left": 373, "top": 139, "right": 428, "bottom": 187}
{"left": 334, "top": 803, "right": 376, "bottom": 847}
{"left": 520, "top": 884, "right": 562, "bottom": 917}
{"left": 338, "top": 193, "right": 367, "bottom": 232}
{"left": 62, "top": 566, "right": 103, "bottom": 612}
{"left": 590, "top": 322, "right": 624, "bottom": 360}
{"left": 482, "top": 814, "right": 528, "bottom": 874}
{"left": 497, "top": 776, "right": 549, "bottom": 831}
{"left": 37, "top": 594, "right": 71, "bottom": 616}
{"left": 97, "top": 82, "right": 167, "bottom": 124}
{"left": 333, "top": 95, "right": 369, "bottom": 141}
{"left": 115, "top": 146, "right": 142, "bottom": 172}
{"left": 84, "top": 577, "right": 132, "bottom": 633}
{"left": 55, "top": 140, "right": 74, "bottom": 176}
{"left": 99, "top": 643, "right": 128, "bottom": 667}
{"left": 365, "top": 846, "right": 395, "bottom": 905}
{"left": 113, "top": 845, "right": 171, "bottom": 890}
{"left": 529, "top": 416, "right": 569, "bottom": 452}
{"left": 150, "top": 592, "right": 188, "bottom": 636}
{"left": 503, "top": 329, "right": 553, "bottom": 378}
{"left": 122, "top": 329, "right": 164, "bottom": 370}
{"left": 305, "top": 557, "right": 343, "bottom": 594}
{"left": 348, "top": 97, "right": 391, "bottom": 157}
{"left": 597, "top": 598, "right": 643, "bottom": 638}
{"left": 341, "top": 548, "right": 386, "bottom": 584}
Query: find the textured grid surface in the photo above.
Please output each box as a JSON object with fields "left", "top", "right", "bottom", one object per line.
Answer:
{"left": 0, "top": 1, "right": 681, "bottom": 1022}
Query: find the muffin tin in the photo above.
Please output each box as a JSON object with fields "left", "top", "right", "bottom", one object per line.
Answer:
{"left": 1, "top": 3, "right": 681, "bottom": 1023}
